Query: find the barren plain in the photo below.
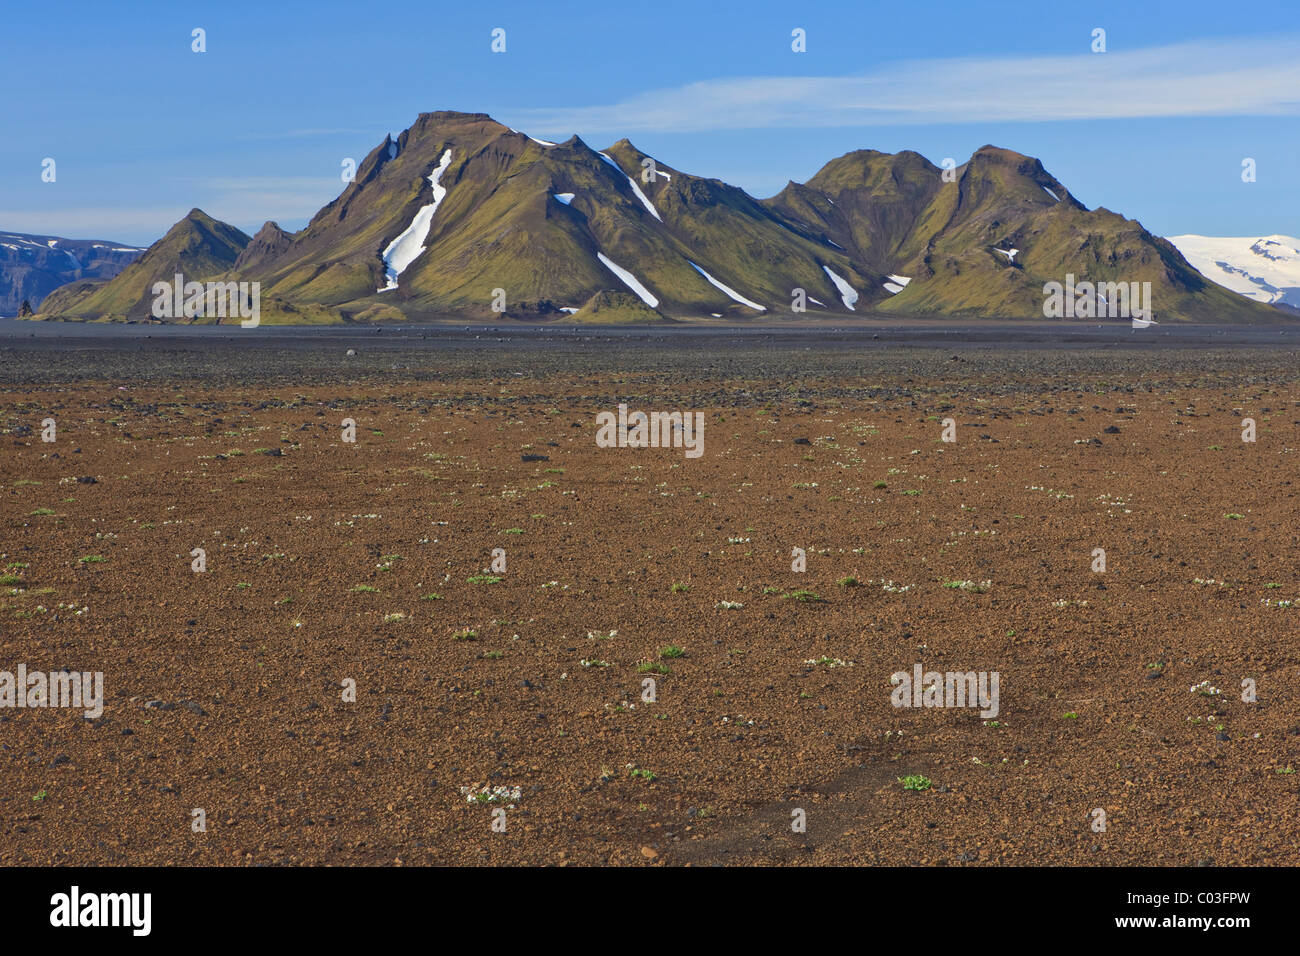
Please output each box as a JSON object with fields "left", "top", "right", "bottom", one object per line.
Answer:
{"left": 2, "top": 322, "right": 1298, "bottom": 866}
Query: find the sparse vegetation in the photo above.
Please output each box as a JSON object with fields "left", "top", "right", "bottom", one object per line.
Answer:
{"left": 805, "top": 656, "right": 851, "bottom": 668}
{"left": 942, "top": 579, "right": 990, "bottom": 593}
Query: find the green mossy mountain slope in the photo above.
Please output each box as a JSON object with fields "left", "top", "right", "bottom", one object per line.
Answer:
{"left": 38, "top": 209, "right": 250, "bottom": 320}
{"left": 35, "top": 112, "right": 1283, "bottom": 323}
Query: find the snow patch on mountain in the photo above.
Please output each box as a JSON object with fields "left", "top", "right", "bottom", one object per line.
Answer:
{"left": 688, "top": 261, "right": 765, "bottom": 311}
{"left": 597, "top": 252, "right": 659, "bottom": 307}
{"left": 822, "top": 266, "right": 859, "bottom": 310}
{"left": 378, "top": 148, "right": 453, "bottom": 292}
{"left": 1042, "top": 186, "right": 1060, "bottom": 202}
{"left": 553, "top": 193, "right": 574, "bottom": 205}
{"left": 883, "top": 274, "right": 912, "bottom": 295}
{"left": 506, "top": 127, "right": 557, "bottom": 147}
{"left": 1167, "top": 234, "right": 1300, "bottom": 307}
{"left": 597, "top": 152, "right": 662, "bottom": 221}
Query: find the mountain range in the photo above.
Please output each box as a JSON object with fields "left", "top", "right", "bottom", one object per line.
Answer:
{"left": 0, "top": 232, "right": 143, "bottom": 317}
{"left": 31, "top": 110, "right": 1286, "bottom": 323}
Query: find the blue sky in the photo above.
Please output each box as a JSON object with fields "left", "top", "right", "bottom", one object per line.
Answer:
{"left": 3, "top": 0, "right": 1297, "bottom": 245}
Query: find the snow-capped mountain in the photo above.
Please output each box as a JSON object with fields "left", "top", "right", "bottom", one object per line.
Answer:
{"left": 1166, "top": 234, "right": 1300, "bottom": 308}
{"left": 0, "top": 232, "right": 144, "bottom": 316}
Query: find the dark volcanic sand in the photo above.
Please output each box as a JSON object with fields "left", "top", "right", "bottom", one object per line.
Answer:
{"left": 2, "top": 322, "right": 1299, "bottom": 866}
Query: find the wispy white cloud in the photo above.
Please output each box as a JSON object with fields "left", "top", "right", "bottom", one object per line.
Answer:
{"left": 195, "top": 176, "right": 339, "bottom": 191}
{"left": 508, "top": 35, "right": 1300, "bottom": 135}
{"left": 0, "top": 206, "right": 191, "bottom": 240}
{"left": 235, "top": 128, "right": 374, "bottom": 141}
{"left": 0, "top": 185, "right": 336, "bottom": 244}
{"left": 200, "top": 189, "right": 338, "bottom": 225}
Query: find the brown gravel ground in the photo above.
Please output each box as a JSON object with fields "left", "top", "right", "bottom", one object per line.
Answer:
{"left": 2, "top": 330, "right": 1299, "bottom": 866}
